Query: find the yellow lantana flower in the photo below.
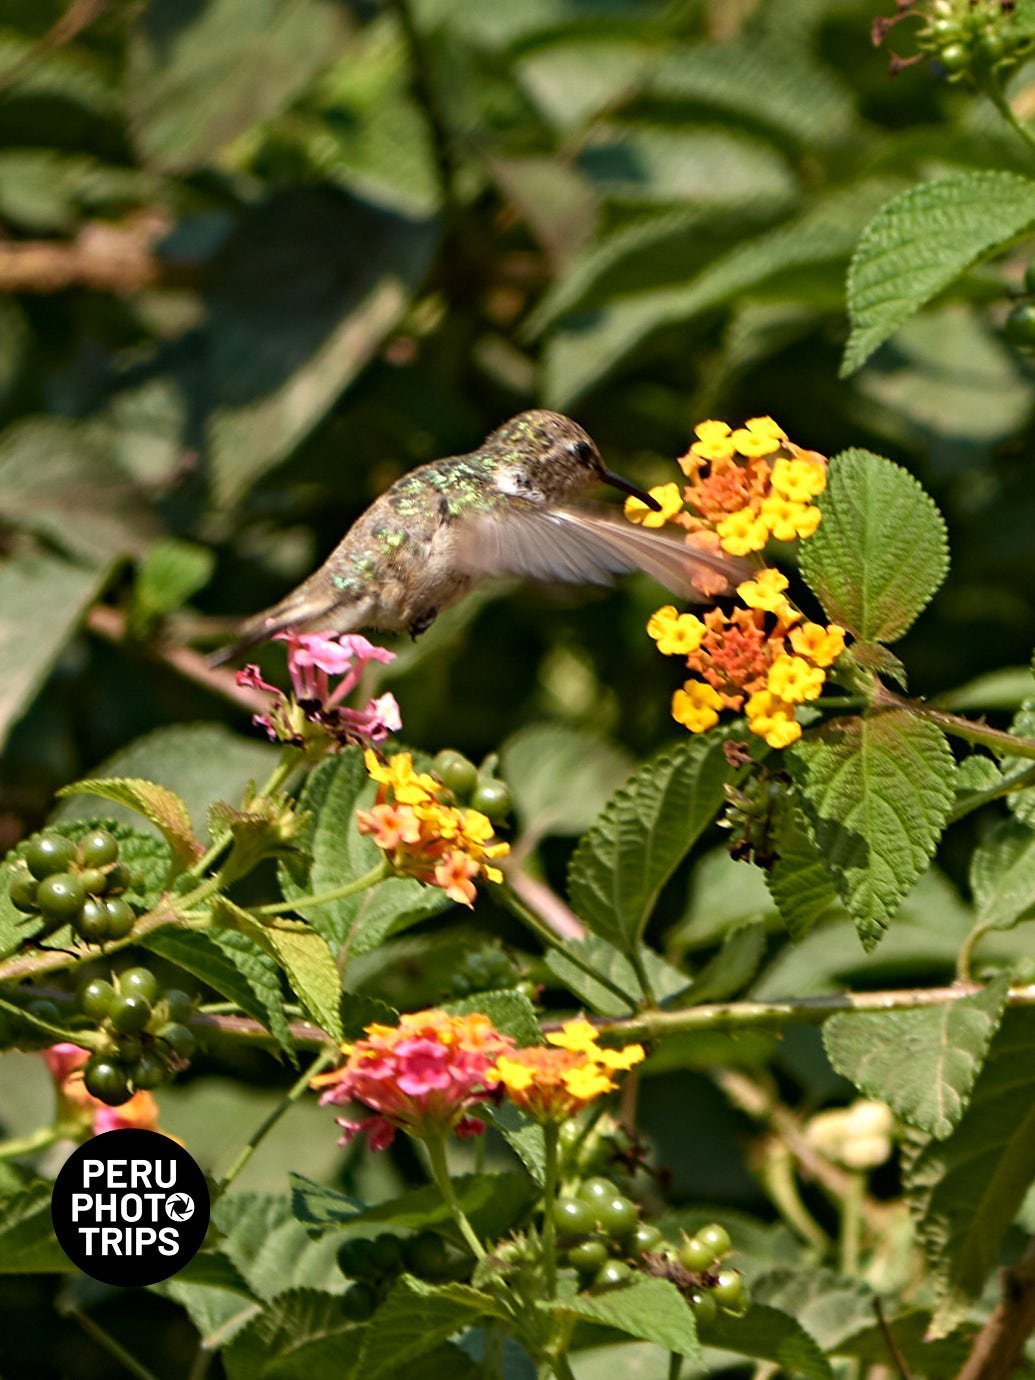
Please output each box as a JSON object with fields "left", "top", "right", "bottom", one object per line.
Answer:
{"left": 364, "top": 750, "right": 439, "bottom": 805}
{"left": 689, "top": 419, "right": 736, "bottom": 463}
{"left": 624, "top": 482, "right": 683, "bottom": 529}
{"left": 716, "top": 506, "right": 769, "bottom": 556}
{"left": 760, "top": 496, "right": 822, "bottom": 542}
{"left": 745, "top": 690, "right": 801, "bottom": 748}
{"left": 767, "top": 654, "right": 825, "bottom": 703}
{"left": 647, "top": 605, "right": 705, "bottom": 656}
{"left": 789, "top": 622, "right": 846, "bottom": 667}
{"left": 736, "top": 567, "right": 798, "bottom": 625}
{"left": 672, "top": 680, "right": 724, "bottom": 733}
{"left": 770, "top": 457, "right": 826, "bottom": 503}
{"left": 730, "top": 416, "right": 786, "bottom": 458}
{"left": 546, "top": 1017, "right": 599, "bottom": 1052}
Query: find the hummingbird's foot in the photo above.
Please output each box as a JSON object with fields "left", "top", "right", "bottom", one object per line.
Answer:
{"left": 409, "top": 609, "right": 437, "bottom": 640}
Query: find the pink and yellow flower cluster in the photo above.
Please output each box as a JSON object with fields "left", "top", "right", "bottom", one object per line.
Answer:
{"left": 357, "top": 750, "right": 509, "bottom": 906}
{"left": 313, "top": 1011, "right": 643, "bottom": 1147}
{"left": 628, "top": 419, "right": 847, "bottom": 749}
{"left": 43, "top": 1044, "right": 160, "bottom": 1137}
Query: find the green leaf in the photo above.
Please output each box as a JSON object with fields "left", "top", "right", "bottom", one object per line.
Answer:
{"left": 143, "top": 927, "right": 291, "bottom": 1054}
{"left": 0, "top": 1182, "right": 70, "bottom": 1273}
{"left": 970, "top": 817, "right": 1035, "bottom": 928}
{"left": 799, "top": 449, "right": 949, "bottom": 643}
{"left": 697, "top": 1303, "right": 832, "bottom": 1379}
{"left": 749, "top": 1268, "right": 875, "bottom": 1352}
{"left": 358, "top": 1277, "right": 507, "bottom": 1378}
{"left": 905, "top": 1009, "right": 1035, "bottom": 1333}
{"left": 823, "top": 977, "right": 1010, "bottom": 1138}
{"left": 216, "top": 899, "right": 343, "bottom": 1043}
{"left": 550, "top": 1277, "right": 699, "bottom": 1359}
{"left": 291, "top": 1171, "right": 535, "bottom": 1244}
{"left": 764, "top": 803, "right": 840, "bottom": 942}
{"left": 57, "top": 778, "right": 200, "bottom": 871}
{"left": 843, "top": 172, "right": 1035, "bottom": 375}
{"left": 544, "top": 935, "right": 688, "bottom": 1015}
{"left": 280, "top": 749, "right": 451, "bottom": 959}
{"left": 787, "top": 711, "right": 956, "bottom": 949}
{"left": 51, "top": 723, "right": 278, "bottom": 841}
{"left": 681, "top": 921, "right": 765, "bottom": 1005}
{"left": 131, "top": 538, "right": 215, "bottom": 629}
{"left": 0, "top": 553, "right": 106, "bottom": 751}
{"left": 500, "top": 724, "right": 633, "bottom": 841}
{"left": 567, "top": 737, "right": 731, "bottom": 957}
{"left": 213, "top": 1192, "right": 347, "bottom": 1302}
{"left": 222, "top": 1287, "right": 364, "bottom": 1380}
{"left": 446, "top": 989, "right": 542, "bottom": 1045}
{"left": 125, "top": 0, "right": 351, "bottom": 173}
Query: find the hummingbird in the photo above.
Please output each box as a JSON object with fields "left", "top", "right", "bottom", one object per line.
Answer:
{"left": 209, "top": 410, "right": 747, "bottom": 665}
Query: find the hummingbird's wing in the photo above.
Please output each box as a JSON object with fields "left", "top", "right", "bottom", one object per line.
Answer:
{"left": 455, "top": 505, "right": 750, "bottom": 601}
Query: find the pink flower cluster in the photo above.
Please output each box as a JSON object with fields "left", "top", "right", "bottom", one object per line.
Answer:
{"left": 312, "top": 1009, "right": 515, "bottom": 1149}
{"left": 237, "top": 631, "right": 401, "bottom": 751}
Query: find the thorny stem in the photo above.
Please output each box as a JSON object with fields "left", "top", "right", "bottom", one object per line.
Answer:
{"left": 254, "top": 860, "right": 389, "bottom": 915}
{"left": 542, "top": 1121, "right": 561, "bottom": 1298}
{"left": 875, "top": 685, "right": 1035, "bottom": 760}
{"left": 425, "top": 1131, "right": 486, "bottom": 1261}
{"left": 213, "top": 1045, "right": 339, "bottom": 1201}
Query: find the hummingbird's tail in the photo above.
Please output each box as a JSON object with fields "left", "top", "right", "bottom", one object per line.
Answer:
{"left": 207, "top": 585, "right": 362, "bottom": 668}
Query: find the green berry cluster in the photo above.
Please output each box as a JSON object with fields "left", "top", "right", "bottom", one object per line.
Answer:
{"left": 433, "top": 749, "right": 512, "bottom": 823}
{"left": 449, "top": 943, "right": 521, "bottom": 998}
{"left": 663, "top": 1223, "right": 748, "bottom": 1323}
{"left": 918, "top": 0, "right": 1034, "bottom": 79}
{"left": 77, "top": 967, "right": 196, "bottom": 1105}
{"left": 1005, "top": 266, "right": 1035, "bottom": 350}
{"left": 336, "top": 1230, "right": 461, "bottom": 1319}
{"left": 9, "top": 830, "right": 136, "bottom": 944}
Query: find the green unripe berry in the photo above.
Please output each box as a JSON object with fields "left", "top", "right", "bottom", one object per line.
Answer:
{"left": 25, "top": 835, "right": 77, "bottom": 880}
{"left": 102, "top": 898, "right": 135, "bottom": 939}
{"left": 433, "top": 750, "right": 479, "bottom": 798}
{"left": 9, "top": 870, "right": 39, "bottom": 913}
{"left": 119, "top": 968, "right": 158, "bottom": 1004}
{"left": 1006, "top": 301, "right": 1035, "bottom": 347}
{"left": 78, "top": 830, "right": 119, "bottom": 869}
{"left": 711, "top": 1267, "right": 747, "bottom": 1312}
{"left": 629, "top": 1223, "right": 664, "bottom": 1255}
{"left": 977, "top": 27, "right": 1007, "bottom": 63}
{"left": 109, "top": 994, "right": 152, "bottom": 1034}
{"left": 83, "top": 1057, "right": 131, "bottom": 1106}
{"left": 469, "top": 779, "right": 511, "bottom": 824}
{"left": 577, "top": 1177, "right": 618, "bottom": 1207}
{"left": 78, "top": 978, "right": 116, "bottom": 1020}
{"left": 368, "top": 1233, "right": 404, "bottom": 1273}
{"left": 567, "top": 1238, "right": 610, "bottom": 1272}
{"left": 77, "top": 868, "right": 109, "bottom": 896}
{"left": 553, "top": 1197, "right": 597, "bottom": 1237}
{"left": 679, "top": 1235, "right": 717, "bottom": 1272}
{"left": 36, "top": 873, "right": 86, "bottom": 922}
{"left": 74, "top": 900, "right": 112, "bottom": 944}
{"left": 337, "top": 1239, "right": 374, "bottom": 1280}
{"left": 130, "top": 1053, "right": 167, "bottom": 1090}
{"left": 156, "top": 1022, "right": 196, "bottom": 1059}
{"left": 403, "top": 1230, "right": 452, "bottom": 1279}
{"left": 105, "top": 863, "right": 131, "bottom": 894}
{"left": 117, "top": 1035, "right": 144, "bottom": 1063}
{"left": 696, "top": 1223, "right": 731, "bottom": 1259}
{"left": 340, "top": 1282, "right": 377, "bottom": 1321}
{"left": 595, "top": 1194, "right": 638, "bottom": 1238}
{"left": 938, "top": 40, "right": 971, "bottom": 73}
{"left": 689, "top": 1289, "right": 717, "bottom": 1324}
{"left": 164, "top": 989, "right": 194, "bottom": 1023}
{"left": 593, "top": 1259, "right": 631, "bottom": 1288}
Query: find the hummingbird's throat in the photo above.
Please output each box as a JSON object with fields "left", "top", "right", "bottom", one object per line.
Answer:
{"left": 598, "top": 466, "right": 664, "bottom": 512}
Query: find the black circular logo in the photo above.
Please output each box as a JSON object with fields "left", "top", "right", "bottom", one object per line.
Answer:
{"left": 51, "top": 1129, "right": 210, "bottom": 1286}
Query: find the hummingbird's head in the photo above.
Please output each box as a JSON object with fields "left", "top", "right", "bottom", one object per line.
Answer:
{"left": 488, "top": 410, "right": 662, "bottom": 510}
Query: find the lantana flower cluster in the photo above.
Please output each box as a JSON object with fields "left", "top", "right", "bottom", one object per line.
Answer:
{"left": 313, "top": 1010, "right": 643, "bottom": 1148}
{"left": 237, "top": 631, "right": 401, "bottom": 752}
{"left": 357, "top": 750, "right": 509, "bottom": 906}
{"left": 44, "top": 1043, "right": 160, "bottom": 1137}
{"left": 492, "top": 1018, "right": 645, "bottom": 1123}
{"left": 626, "top": 418, "right": 847, "bottom": 749}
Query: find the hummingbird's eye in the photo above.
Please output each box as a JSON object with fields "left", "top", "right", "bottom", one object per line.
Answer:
{"left": 569, "top": 439, "right": 595, "bottom": 466}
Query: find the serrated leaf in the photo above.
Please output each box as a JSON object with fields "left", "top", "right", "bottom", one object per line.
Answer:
{"left": 970, "top": 817, "right": 1035, "bottom": 928}
{"left": 681, "top": 921, "right": 765, "bottom": 1005}
{"left": 788, "top": 712, "right": 956, "bottom": 948}
{"left": 212, "top": 1193, "right": 346, "bottom": 1302}
{"left": 280, "top": 750, "right": 451, "bottom": 961}
{"left": 823, "top": 977, "right": 1010, "bottom": 1138}
{"left": 843, "top": 172, "right": 1035, "bottom": 375}
{"left": 290, "top": 1172, "right": 535, "bottom": 1244}
{"left": 58, "top": 777, "right": 199, "bottom": 871}
{"left": 550, "top": 1276, "right": 699, "bottom": 1359}
{"left": 567, "top": 737, "right": 731, "bottom": 957}
{"left": 764, "top": 803, "right": 840, "bottom": 942}
{"left": 0, "top": 553, "right": 105, "bottom": 751}
{"left": 0, "top": 1182, "right": 70, "bottom": 1273}
{"left": 358, "top": 1277, "right": 507, "bottom": 1378}
{"left": 143, "top": 926, "right": 291, "bottom": 1054}
{"left": 749, "top": 1267, "right": 875, "bottom": 1352}
{"left": 905, "top": 1009, "right": 1035, "bottom": 1333}
{"left": 697, "top": 1303, "right": 832, "bottom": 1379}
{"left": 500, "top": 724, "right": 633, "bottom": 841}
{"left": 215, "top": 899, "right": 343, "bottom": 1043}
{"left": 544, "top": 935, "right": 688, "bottom": 1015}
{"left": 222, "top": 1287, "right": 364, "bottom": 1380}
{"left": 800, "top": 449, "right": 949, "bottom": 643}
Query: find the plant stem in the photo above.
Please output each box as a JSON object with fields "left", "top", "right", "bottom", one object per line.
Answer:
{"left": 840, "top": 1171, "right": 865, "bottom": 1276}
{"left": 957, "top": 919, "right": 995, "bottom": 983}
{"left": 184, "top": 749, "right": 299, "bottom": 882}
{"left": 0, "top": 1124, "right": 64, "bottom": 1160}
{"left": 66, "top": 1308, "right": 161, "bottom": 1380}
{"left": 949, "top": 763, "right": 1035, "bottom": 823}
{"left": 549, "top": 1353, "right": 578, "bottom": 1380}
{"left": 254, "top": 860, "right": 389, "bottom": 915}
{"left": 542, "top": 1121, "right": 561, "bottom": 1298}
{"left": 875, "top": 686, "right": 1035, "bottom": 760}
{"left": 425, "top": 1131, "right": 485, "bottom": 1260}
{"left": 0, "top": 906, "right": 182, "bottom": 984}
{"left": 668, "top": 1354, "right": 684, "bottom": 1380}
{"left": 980, "top": 73, "right": 1035, "bottom": 156}
{"left": 0, "top": 994, "right": 101, "bottom": 1049}
{"left": 213, "top": 1045, "right": 339, "bottom": 1200}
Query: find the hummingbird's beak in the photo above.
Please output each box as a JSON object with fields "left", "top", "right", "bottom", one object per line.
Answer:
{"left": 598, "top": 466, "right": 663, "bottom": 512}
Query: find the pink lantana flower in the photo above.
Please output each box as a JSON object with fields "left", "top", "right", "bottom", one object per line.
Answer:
{"left": 237, "top": 631, "right": 401, "bottom": 752}
{"left": 311, "top": 1009, "right": 515, "bottom": 1149}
